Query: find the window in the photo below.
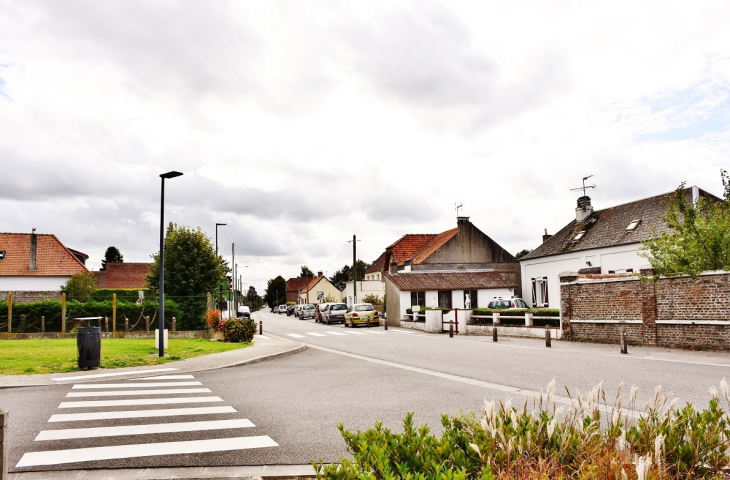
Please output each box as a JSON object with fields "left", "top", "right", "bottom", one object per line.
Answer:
{"left": 464, "top": 290, "right": 477, "bottom": 308}
{"left": 355, "top": 305, "right": 375, "bottom": 312}
{"left": 438, "top": 291, "right": 452, "bottom": 309}
{"left": 626, "top": 219, "right": 641, "bottom": 231}
{"left": 531, "top": 277, "right": 549, "bottom": 307}
{"left": 572, "top": 231, "right": 585, "bottom": 242}
{"left": 410, "top": 291, "right": 425, "bottom": 307}
{"left": 0, "top": 251, "right": 4, "bottom": 260}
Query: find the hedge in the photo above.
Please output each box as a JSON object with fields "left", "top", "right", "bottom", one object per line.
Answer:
{"left": 89, "top": 288, "right": 153, "bottom": 303}
{"left": 472, "top": 308, "right": 560, "bottom": 317}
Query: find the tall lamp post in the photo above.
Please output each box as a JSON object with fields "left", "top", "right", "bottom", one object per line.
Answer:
{"left": 159, "top": 171, "right": 183, "bottom": 358}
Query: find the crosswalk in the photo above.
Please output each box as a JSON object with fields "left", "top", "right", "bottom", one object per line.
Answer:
{"left": 16, "top": 373, "right": 278, "bottom": 468}
{"left": 281, "top": 329, "right": 415, "bottom": 339}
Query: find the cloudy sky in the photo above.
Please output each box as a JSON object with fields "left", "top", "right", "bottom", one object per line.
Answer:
{"left": 1, "top": 1, "right": 729, "bottom": 294}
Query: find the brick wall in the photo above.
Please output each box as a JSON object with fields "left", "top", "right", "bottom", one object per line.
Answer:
{"left": 561, "top": 270, "right": 730, "bottom": 350}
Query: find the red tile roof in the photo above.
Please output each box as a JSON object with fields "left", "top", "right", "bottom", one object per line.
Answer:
{"left": 0, "top": 233, "right": 89, "bottom": 276}
{"left": 286, "top": 277, "right": 311, "bottom": 293}
{"left": 299, "top": 276, "right": 324, "bottom": 293}
{"left": 386, "top": 234, "right": 436, "bottom": 266}
{"left": 411, "top": 228, "right": 458, "bottom": 265}
{"left": 385, "top": 271, "right": 516, "bottom": 291}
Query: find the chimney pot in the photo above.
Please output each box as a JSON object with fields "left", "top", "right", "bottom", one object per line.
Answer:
{"left": 575, "top": 196, "right": 594, "bottom": 222}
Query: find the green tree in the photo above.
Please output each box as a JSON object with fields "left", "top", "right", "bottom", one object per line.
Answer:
{"left": 515, "top": 248, "right": 531, "bottom": 260}
{"left": 147, "top": 223, "right": 227, "bottom": 329}
{"left": 61, "top": 272, "right": 98, "bottom": 302}
{"left": 264, "top": 276, "right": 287, "bottom": 306}
{"left": 329, "top": 260, "right": 370, "bottom": 290}
{"left": 100, "top": 246, "right": 124, "bottom": 271}
{"left": 246, "top": 285, "right": 258, "bottom": 303}
{"left": 640, "top": 171, "right": 730, "bottom": 279}
{"left": 299, "top": 266, "right": 315, "bottom": 278}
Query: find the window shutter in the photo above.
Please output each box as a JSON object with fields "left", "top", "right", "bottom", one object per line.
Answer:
{"left": 531, "top": 279, "right": 537, "bottom": 307}
{"left": 542, "top": 277, "right": 549, "bottom": 307}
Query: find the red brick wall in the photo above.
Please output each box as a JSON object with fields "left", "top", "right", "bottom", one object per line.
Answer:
{"left": 561, "top": 271, "right": 730, "bottom": 349}
{"left": 102, "top": 263, "right": 151, "bottom": 289}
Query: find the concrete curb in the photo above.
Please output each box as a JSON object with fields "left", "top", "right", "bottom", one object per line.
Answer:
{"left": 9, "top": 464, "right": 317, "bottom": 479}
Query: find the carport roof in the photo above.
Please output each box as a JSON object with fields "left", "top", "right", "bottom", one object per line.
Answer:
{"left": 385, "top": 271, "right": 516, "bottom": 291}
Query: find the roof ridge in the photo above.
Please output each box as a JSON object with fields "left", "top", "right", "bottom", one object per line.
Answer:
{"left": 51, "top": 234, "right": 91, "bottom": 273}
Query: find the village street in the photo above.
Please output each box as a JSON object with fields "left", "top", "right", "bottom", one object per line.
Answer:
{"left": 4, "top": 308, "right": 730, "bottom": 474}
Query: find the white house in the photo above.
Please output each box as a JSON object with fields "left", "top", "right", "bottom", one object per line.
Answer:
{"left": 0, "top": 230, "right": 89, "bottom": 300}
{"left": 519, "top": 186, "right": 714, "bottom": 310}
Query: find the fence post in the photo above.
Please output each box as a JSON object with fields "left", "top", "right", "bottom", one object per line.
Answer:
{"left": 171, "top": 317, "right": 176, "bottom": 333}
{"left": 41, "top": 316, "right": 45, "bottom": 334}
{"left": 61, "top": 293, "right": 66, "bottom": 335}
{"left": 1, "top": 409, "right": 8, "bottom": 480}
{"left": 104, "top": 316, "right": 108, "bottom": 332}
{"left": 125, "top": 317, "right": 129, "bottom": 333}
{"left": 112, "top": 293, "right": 117, "bottom": 338}
{"left": 145, "top": 316, "right": 150, "bottom": 333}
{"left": 492, "top": 312, "right": 500, "bottom": 325}
{"left": 6, "top": 292, "right": 11, "bottom": 336}
{"left": 525, "top": 312, "right": 533, "bottom": 327}
{"left": 207, "top": 292, "right": 211, "bottom": 313}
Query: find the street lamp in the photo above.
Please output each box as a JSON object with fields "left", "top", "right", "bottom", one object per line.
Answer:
{"left": 215, "top": 223, "right": 226, "bottom": 256}
{"left": 159, "top": 170, "right": 183, "bottom": 358}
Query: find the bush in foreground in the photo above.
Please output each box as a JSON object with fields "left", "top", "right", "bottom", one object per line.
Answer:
{"left": 223, "top": 318, "right": 256, "bottom": 343}
{"left": 314, "top": 380, "right": 730, "bottom": 479}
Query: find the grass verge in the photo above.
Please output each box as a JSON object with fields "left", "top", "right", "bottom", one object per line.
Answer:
{"left": 0, "top": 337, "right": 249, "bottom": 375}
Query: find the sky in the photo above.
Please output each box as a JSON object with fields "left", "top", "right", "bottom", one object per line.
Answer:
{"left": 1, "top": 0, "right": 729, "bottom": 295}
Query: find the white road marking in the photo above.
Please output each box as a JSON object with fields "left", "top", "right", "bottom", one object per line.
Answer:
{"left": 360, "top": 330, "right": 387, "bottom": 334}
{"left": 324, "top": 331, "right": 347, "bottom": 336}
{"left": 67, "top": 388, "right": 212, "bottom": 397}
{"left": 59, "top": 396, "right": 223, "bottom": 409}
{"left": 392, "top": 329, "right": 415, "bottom": 334}
{"left": 16, "top": 436, "right": 279, "bottom": 467}
{"left": 286, "top": 334, "right": 306, "bottom": 338}
{"left": 49, "top": 406, "right": 237, "bottom": 422}
{"left": 306, "top": 332, "right": 326, "bottom": 337}
{"left": 255, "top": 335, "right": 271, "bottom": 339}
{"left": 347, "top": 331, "right": 367, "bottom": 335}
{"left": 133, "top": 374, "right": 196, "bottom": 380}
{"left": 72, "top": 382, "right": 202, "bottom": 389}
{"left": 35, "top": 419, "right": 255, "bottom": 441}
{"left": 52, "top": 368, "right": 179, "bottom": 382}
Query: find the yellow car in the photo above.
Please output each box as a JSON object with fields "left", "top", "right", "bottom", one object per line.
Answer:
{"left": 344, "top": 303, "right": 379, "bottom": 327}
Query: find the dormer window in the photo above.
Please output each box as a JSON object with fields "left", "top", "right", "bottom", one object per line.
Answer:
{"left": 0, "top": 250, "right": 5, "bottom": 260}
{"left": 626, "top": 219, "right": 641, "bottom": 231}
{"left": 573, "top": 231, "right": 586, "bottom": 242}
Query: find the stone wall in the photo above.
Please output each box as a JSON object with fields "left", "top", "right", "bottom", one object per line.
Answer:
{"left": 560, "top": 270, "right": 730, "bottom": 349}
{"left": 0, "top": 291, "right": 61, "bottom": 303}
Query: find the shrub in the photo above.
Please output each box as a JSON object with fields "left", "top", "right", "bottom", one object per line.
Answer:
{"left": 362, "top": 294, "right": 382, "bottom": 304}
{"left": 89, "top": 288, "right": 153, "bottom": 303}
{"left": 223, "top": 318, "right": 256, "bottom": 343}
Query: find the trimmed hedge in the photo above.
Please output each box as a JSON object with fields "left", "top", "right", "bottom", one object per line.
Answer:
{"left": 472, "top": 308, "right": 560, "bottom": 317}
{"left": 89, "top": 288, "right": 153, "bottom": 303}
{"left": 470, "top": 308, "right": 560, "bottom": 327}
{"left": 223, "top": 318, "right": 256, "bottom": 343}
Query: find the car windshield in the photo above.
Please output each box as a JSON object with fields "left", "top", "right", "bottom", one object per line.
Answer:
{"left": 490, "top": 300, "right": 512, "bottom": 309}
{"left": 331, "top": 304, "right": 347, "bottom": 311}
{"left": 355, "top": 305, "right": 375, "bottom": 312}
{"left": 303, "top": 305, "right": 314, "bottom": 310}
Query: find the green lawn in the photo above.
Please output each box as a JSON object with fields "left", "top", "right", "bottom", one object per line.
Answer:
{"left": 0, "top": 338, "right": 249, "bottom": 375}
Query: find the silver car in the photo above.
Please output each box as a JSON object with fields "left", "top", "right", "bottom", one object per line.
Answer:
{"left": 323, "top": 303, "right": 347, "bottom": 324}
{"left": 299, "top": 304, "right": 316, "bottom": 320}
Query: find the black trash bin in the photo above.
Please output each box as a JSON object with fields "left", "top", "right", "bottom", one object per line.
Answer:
{"left": 77, "top": 327, "right": 101, "bottom": 369}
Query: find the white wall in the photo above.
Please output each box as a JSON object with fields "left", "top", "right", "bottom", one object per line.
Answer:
{"left": 0, "top": 276, "right": 70, "bottom": 291}
{"left": 342, "top": 280, "right": 385, "bottom": 306}
{"left": 401, "top": 287, "right": 515, "bottom": 318}
{"left": 478, "top": 288, "right": 514, "bottom": 307}
{"left": 520, "top": 243, "right": 647, "bottom": 310}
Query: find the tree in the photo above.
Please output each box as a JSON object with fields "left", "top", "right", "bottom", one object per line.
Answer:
{"left": 147, "top": 223, "right": 227, "bottom": 329}
{"left": 61, "top": 272, "right": 98, "bottom": 302}
{"left": 264, "top": 276, "right": 287, "bottom": 306}
{"left": 640, "top": 171, "right": 730, "bottom": 279}
{"left": 329, "top": 260, "right": 370, "bottom": 290}
{"left": 100, "top": 246, "right": 124, "bottom": 271}
{"left": 299, "top": 266, "right": 315, "bottom": 278}
{"left": 515, "top": 249, "right": 531, "bottom": 260}
{"left": 246, "top": 285, "right": 258, "bottom": 303}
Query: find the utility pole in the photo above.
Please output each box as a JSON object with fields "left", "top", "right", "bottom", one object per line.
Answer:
{"left": 352, "top": 234, "right": 357, "bottom": 305}
{"left": 231, "top": 243, "right": 235, "bottom": 315}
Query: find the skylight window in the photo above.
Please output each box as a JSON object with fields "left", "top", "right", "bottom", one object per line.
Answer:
{"left": 0, "top": 251, "right": 5, "bottom": 260}
{"left": 626, "top": 219, "right": 641, "bottom": 231}
{"left": 573, "top": 231, "right": 586, "bottom": 242}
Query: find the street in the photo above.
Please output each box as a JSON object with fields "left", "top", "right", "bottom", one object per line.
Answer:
{"left": 5, "top": 308, "right": 730, "bottom": 473}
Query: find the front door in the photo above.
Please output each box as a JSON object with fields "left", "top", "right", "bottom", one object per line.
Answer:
{"left": 437, "top": 290, "right": 452, "bottom": 309}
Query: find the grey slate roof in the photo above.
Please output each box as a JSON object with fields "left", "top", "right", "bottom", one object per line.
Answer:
{"left": 385, "top": 271, "right": 517, "bottom": 291}
{"left": 521, "top": 187, "right": 717, "bottom": 261}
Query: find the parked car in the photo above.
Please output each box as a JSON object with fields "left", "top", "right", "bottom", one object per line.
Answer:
{"left": 299, "top": 304, "right": 316, "bottom": 320}
{"left": 294, "top": 304, "right": 304, "bottom": 318}
{"left": 487, "top": 297, "right": 529, "bottom": 309}
{"left": 277, "top": 305, "right": 287, "bottom": 314}
{"left": 315, "top": 303, "right": 331, "bottom": 323}
{"left": 237, "top": 305, "right": 251, "bottom": 319}
{"left": 286, "top": 305, "right": 296, "bottom": 316}
{"left": 344, "top": 303, "right": 379, "bottom": 327}
{"left": 323, "top": 303, "right": 347, "bottom": 324}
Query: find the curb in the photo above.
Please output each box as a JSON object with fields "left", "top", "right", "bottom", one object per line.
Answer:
{"left": 9, "top": 464, "right": 317, "bottom": 479}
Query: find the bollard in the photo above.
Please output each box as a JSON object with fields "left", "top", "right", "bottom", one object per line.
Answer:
{"left": 621, "top": 332, "right": 628, "bottom": 354}
{"left": 1, "top": 409, "right": 8, "bottom": 480}
{"left": 384, "top": 319, "right": 388, "bottom": 330}
{"left": 449, "top": 323, "right": 453, "bottom": 338}
{"left": 259, "top": 320, "right": 263, "bottom": 335}
{"left": 171, "top": 317, "right": 176, "bottom": 333}
{"left": 41, "top": 316, "right": 45, "bottom": 334}
{"left": 545, "top": 325, "right": 552, "bottom": 348}
{"left": 492, "top": 326, "right": 498, "bottom": 342}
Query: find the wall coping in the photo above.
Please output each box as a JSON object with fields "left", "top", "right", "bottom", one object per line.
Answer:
{"left": 563, "top": 269, "right": 730, "bottom": 286}
{"left": 569, "top": 319, "right": 642, "bottom": 324}
{"left": 656, "top": 320, "right": 730, "bottom": 326}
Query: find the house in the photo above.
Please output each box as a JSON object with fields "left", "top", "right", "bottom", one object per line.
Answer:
{"left": 342, "top": 252, "right": 386, "bottom": 306}
{"left": 285, "top": 277, "right": 310, "bottom": 303}
{"left": 519, "top": 186, "right": 717, "bottom": 311}
{"left": 298, "top": 272, "right": 341, "bottom": 304}
{"left": 0, "top": 230, "right": 89, "bottom": 302}
{"left": 94, "top": 263, "right": 152, "bottom": 289}
{"left": 376, "top": 217, "right": 520, "bottom": 324}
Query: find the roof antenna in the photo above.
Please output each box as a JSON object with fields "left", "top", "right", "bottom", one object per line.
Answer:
{"left": 455, "top": 203, "right": 463, "bottom": 217}
{"left": 570, "top": 175, "right": 596, "bottom": 197}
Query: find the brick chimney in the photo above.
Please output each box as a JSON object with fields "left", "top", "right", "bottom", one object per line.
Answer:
{"left": 542, "top": 228, "right": 552, "bottom": 243}
{"left": 317, "top": 271, "right": 323, "bottom": 277}
{"left": 575, "top": 196, "right": 594, "bottom": 222}
{"left": 457, "top": 216, "right": 473, "bottom": 261}
{"left": 29, "top": 228, "right": 37, "bottom": 272}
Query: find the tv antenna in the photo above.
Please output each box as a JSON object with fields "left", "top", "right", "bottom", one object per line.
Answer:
{"left": 570, "top": 175, "right": 596, "bottom": 197}
{"left": 455, "top": 203, "right": 463, "bottom": 216}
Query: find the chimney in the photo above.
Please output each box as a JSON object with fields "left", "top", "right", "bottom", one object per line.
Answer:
{"left": 317, "top": 271, "right": 323, "bottom": 277}
{"left": 575, "top": 196, "right": 593, "bottom": 222}
{"left": 542, "top": 228, "right": 552, "bottom": 243}
{"left": 457, "top": 216, "right": 472, "bottom": 261}
{"left": 29, "top": 228, "right": 37, "bottom": 272}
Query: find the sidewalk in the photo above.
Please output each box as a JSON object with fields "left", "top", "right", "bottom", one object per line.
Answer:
{"left": 0, "top": 334, "right": 306, "bottom": 388}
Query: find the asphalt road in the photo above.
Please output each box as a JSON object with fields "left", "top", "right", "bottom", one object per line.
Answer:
{"left": 5, "top": 308, "right": 730, "bottom": 473}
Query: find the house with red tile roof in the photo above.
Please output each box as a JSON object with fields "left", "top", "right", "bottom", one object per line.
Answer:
{"left": 369, "top": 217, "right": 520, "bottom": 325}
{"left": 285, "top": 277, "right": 311, "bottom": 303}
{"left": 0, "top": 230, "right": 90, "bottom": 302}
